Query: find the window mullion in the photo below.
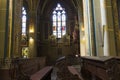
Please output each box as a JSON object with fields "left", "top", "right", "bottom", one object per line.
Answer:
{"left": 60, "top": 11, "right": 62, "bottom": 38}
{"left": 52, "top": 3, "right": 66, "bottom": 38}
{"left": 57, "top": 12, "right": 58, "bottom": 38}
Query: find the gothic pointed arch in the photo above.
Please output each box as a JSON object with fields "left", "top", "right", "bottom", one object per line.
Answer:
{"left": 52, "top": 3, "right": 66, "bottom": 38}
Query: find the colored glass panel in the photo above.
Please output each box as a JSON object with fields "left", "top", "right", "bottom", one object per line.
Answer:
{"left": 52, "top": 3, "right": 66, "bottom": 38}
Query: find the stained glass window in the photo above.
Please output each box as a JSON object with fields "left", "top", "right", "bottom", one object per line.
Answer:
{"left": 22, "top": 7, "right": 27, "bottom": 35}
{"left": 52, "top": 3, "right": 66, "bottom": 38}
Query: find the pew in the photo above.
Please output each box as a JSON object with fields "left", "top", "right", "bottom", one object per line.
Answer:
{"left": 81, "top": 56, "right": 120, "bottom": 80}
{"left": 68, "top": 66, "right": 82, "bottom": 79}
{"left": 55, "top": 56, "right": 82, "bottom": 80}
{"left": 0, "top": 57, "right": 47, "bottom": 80}
{"left": 30, "top": 66, "right": 53, "bottom": 80}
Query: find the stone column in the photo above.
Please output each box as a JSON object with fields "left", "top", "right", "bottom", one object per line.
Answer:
{"left": 0, "top": 0, "right": 7, "bottom": 58}
{"left": 12, "top": 0, "right": 22, "bottom": 58}
{"left": 8, "top": 0, "right": 13, "bottom": 58}
{"left": 2, "top": 0, "right": 14, "bottom": 58}
{"left": 102, "top": 0, "right": 116, "bottom": 56}
{"left": 77, "top": 0, "right": 83, "bottom": 56}
{"left": 100, "top": 0, "right": 109, "bottom": 56}
{"left": 103, "top": 25, "right": 109, "bottom": 56}
{"left": 112, "top": 0, "right": 119, "bottom": 56}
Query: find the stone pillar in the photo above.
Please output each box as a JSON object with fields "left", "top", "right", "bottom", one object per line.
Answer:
{"left": 112, "top": 0, "right": 120, "bottom": 56}
{"left": 100, "top": 0, "right": 109, "bottom": 56}
{"left": 1, "top": 0, "right": 14, "bottom": 58}
{"left": 0, "top": 0, "right": 7, "bottom": 58}
{"left": 103, "top": 25, "right": 109, "bottom": 56}
{"left": 8, "top": 0, "right": 13, "bottom": 58}
{"left": 102, "top": 0, "right": 116, "bottom": 56}
{"left": 82, "top": 0, "right": 90, "bottom": 56}
{"left": 12, "top": 0, "right": 22, "bottom": 58}
{"left": 77, "top": 0, "right": 83, "bottom": 56}
{"left": 82, "top": 0, "right": 95, "bottom": 56}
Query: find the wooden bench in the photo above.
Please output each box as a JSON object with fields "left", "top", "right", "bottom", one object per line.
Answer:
{"left": 30, "top": 66, "right": 53, "bottom": 80}
{"left": 68, "top": 66, "right": 82, "bottom": 80}
{"left": 55, "top": 56, "right": 82, "bottom": 80}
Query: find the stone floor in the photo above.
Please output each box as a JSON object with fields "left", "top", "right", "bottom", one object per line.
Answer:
{"left": 51, "top": 67, "right": 57, "bottom": 80}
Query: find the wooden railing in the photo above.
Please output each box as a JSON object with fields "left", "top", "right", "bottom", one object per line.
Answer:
{"left": 81, "top": 56, "right": 120, "bottom": 80}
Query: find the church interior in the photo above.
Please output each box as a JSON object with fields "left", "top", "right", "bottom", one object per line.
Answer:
{"left": 0, "top": 0, "right": 120, "bottom": 80}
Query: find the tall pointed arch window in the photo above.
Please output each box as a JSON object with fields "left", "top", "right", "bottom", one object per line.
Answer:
{"left": 52, "top": 3, "right": 66, "bottom": 38}
{"left": 21, "top": 7, "right": 28, "bottom": 47}
{"left": 22, "top": 7, "right": 27, "bottom": 35}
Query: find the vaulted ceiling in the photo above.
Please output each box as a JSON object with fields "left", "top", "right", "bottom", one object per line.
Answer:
{"left": 37, "top": 0, "right": 79, "bottom": 18}
{"left": 24, "top": 0, "right": 82, "bottom": 19}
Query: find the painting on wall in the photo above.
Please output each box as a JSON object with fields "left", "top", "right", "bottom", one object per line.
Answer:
{"left": 22, "top": 47, "right": 29, "bottom": 58}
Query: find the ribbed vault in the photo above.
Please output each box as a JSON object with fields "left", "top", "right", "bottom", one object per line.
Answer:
{"left": 37, "top": 0, "right": 79, "bottom": 16}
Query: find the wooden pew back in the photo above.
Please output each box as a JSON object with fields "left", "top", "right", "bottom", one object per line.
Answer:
{"left": 81, "top": 56, "right": 120, "bottom": 80}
